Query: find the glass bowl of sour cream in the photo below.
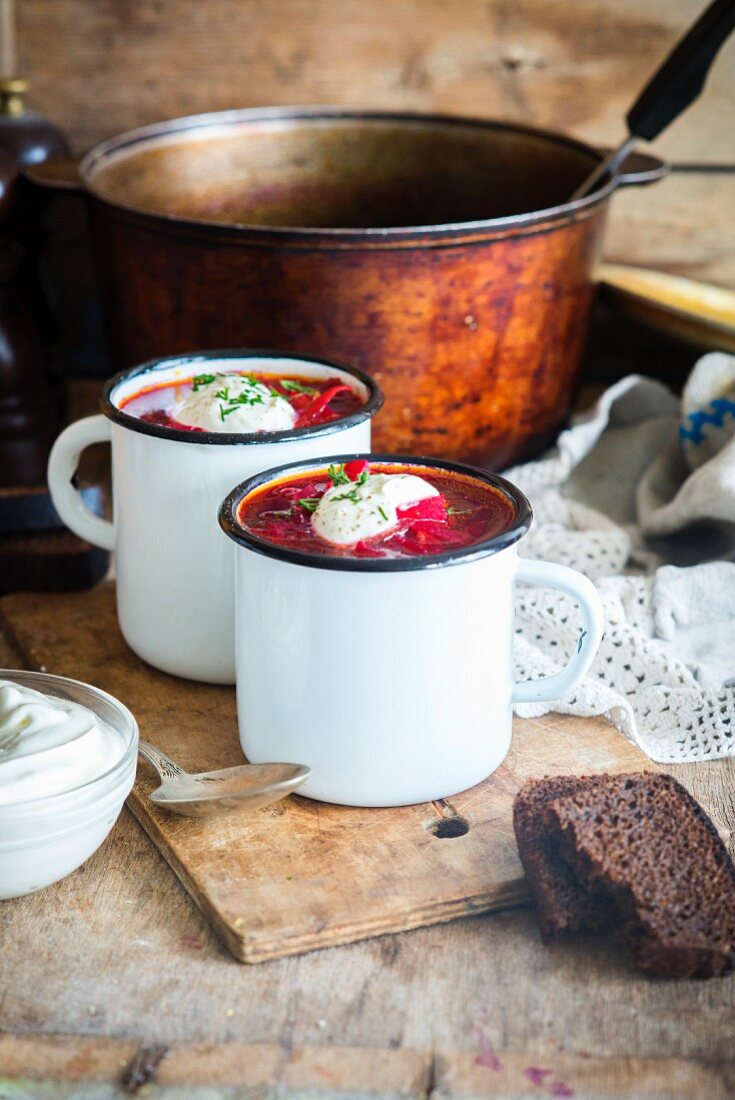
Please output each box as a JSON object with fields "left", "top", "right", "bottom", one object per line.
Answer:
{"left": 0, "top": 670, "right": 138, "bottom": 899}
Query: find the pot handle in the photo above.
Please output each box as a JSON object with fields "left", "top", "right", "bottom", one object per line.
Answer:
{"left": 47, "top": 415, "right": 116, "bottom": 551}
{"left": 22, "top": 157, "right": 83, "bottom": 193}
{"left": 512, "top": 559, "right": 604, "bottom": 705}
{"left": 607, "top": 149, "right": 670, "bottom": 189}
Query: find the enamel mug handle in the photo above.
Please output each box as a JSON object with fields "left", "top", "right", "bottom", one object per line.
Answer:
{"left": 47, "top": 415, "right": 115, "bottom": 551}
{"left": 512, "top": 558, "right": 604, "bottom": 705}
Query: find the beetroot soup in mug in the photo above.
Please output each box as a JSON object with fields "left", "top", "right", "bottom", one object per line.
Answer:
{"left": 220, "top": 456, "right": 604, "bottom": 806}
{"left": 48, "top": 353, "right": 382, "bottom": 683}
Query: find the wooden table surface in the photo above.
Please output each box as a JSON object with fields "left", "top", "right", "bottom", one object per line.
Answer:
{"left": 5, "top": 2, "right": 735, "bottom": 1089}
{"left": 2, "top": 592, "right": 734, "bottom": 1099}
{"left": 2, "top": 436, "right": 735, "bottom": 1098}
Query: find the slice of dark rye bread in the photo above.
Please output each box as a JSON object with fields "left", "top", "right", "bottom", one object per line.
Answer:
{"left": 513, "top": 773, "right": 735, "bottom": 979}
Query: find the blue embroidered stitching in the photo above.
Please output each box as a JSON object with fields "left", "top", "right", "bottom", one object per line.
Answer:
{"left": 679, "top": 399, "right": 735, "bottom": 445}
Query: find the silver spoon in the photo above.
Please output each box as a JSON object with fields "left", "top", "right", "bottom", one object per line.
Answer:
{"left": 137, "top": 740, "right": 310, "bottom": 818}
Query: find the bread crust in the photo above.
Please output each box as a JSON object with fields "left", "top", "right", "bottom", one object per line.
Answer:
{"left": 514, "top": 773, "right": 735, "bottom": 979}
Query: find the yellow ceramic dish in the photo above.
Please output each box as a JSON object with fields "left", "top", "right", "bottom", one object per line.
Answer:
{"left": 598, "top": 263, "right": 735, "bottom": 354}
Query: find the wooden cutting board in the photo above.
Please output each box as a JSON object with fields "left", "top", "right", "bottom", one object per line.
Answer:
{"left": 0, "top": 583, "right": 653, "bottom": 964}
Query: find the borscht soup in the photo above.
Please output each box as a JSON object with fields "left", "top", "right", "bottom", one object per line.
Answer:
{"left": 235, "top": 459, "right": 518, "bottom": 560}
{"left": 120, "top": 369, "right": 365, "bottom": 434}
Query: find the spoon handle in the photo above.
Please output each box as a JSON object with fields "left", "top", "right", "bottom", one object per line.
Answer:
{"left": 138, "top": 739, "right": 186, "bottom": 782}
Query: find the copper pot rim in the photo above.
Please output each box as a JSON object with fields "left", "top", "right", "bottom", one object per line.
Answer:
{"left": 78, "top": 106, "right": 661, "bottom": 244}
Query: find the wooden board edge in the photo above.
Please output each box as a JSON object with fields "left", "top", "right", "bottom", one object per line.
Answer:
{"left": 223, "top": 883, "right": 532, "bottom": 964}
{"left": 126, "top": 789, "right": 530, "bottom": 964}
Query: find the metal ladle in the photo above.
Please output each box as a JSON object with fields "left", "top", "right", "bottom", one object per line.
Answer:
{"left": 137, "top": 740, "right": 310, "bottom": 818}
{"left": 572, "top": 0, "right": 735, "bottom": 201}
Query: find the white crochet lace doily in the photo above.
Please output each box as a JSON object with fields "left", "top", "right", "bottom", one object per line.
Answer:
{"left": 507, "top": 376, "right": 735, "bottom": 765}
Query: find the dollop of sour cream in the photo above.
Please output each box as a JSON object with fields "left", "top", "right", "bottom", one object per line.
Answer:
{"left": 174, "top": 373, "right": 296, "bottom": 433}
{"left": 0, "top": 680, "right": 125, "bottom": 806}
{"left": 312, "top": 472, "right": 439, "bottom": 545}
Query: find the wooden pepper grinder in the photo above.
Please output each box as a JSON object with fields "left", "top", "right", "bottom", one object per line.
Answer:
{"left": 0, "top": 144, "right": 57, "bottom": 485}
{"left": 0, "top": 0, "right": 107, "bottom": 592}
{"left": 0, "top": 0, "right": 68, "bottom": 487}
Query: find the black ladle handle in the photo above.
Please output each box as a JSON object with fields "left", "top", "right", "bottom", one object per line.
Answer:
{"left": 627, "top": 0, "right": 735, "bottom": 141}
{"left": 571, "top": 0, "right": 735, "bottom": 201}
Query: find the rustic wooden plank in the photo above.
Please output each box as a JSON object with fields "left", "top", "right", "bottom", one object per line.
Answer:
{"left": 0, "top": 582, "right": 654, "bottom": 963}
{"left": 19, "top": 0, "right": 735, "bottom": 164}
{"left": 1, "top": 1032, "right": 734, "bottom": 1098}
{"left": 435, "top": 1050, "right": 735, "bottom": 1099}
{"left": 0, "top": 1033, "right": 140, "bottom": 1082}
{"left": 0, "top": 767, "right": 733, "bottom": 1073}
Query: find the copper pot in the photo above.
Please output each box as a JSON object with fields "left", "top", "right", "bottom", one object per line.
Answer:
{"left": 52, "top": 108, "right": 667, "bottom": 466}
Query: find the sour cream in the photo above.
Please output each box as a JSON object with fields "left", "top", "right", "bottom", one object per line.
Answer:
{"left": 312, "top": 472, "right": 439, "bottom": 545}
{"left": 174, "top": 373, "right": 296, "bottom": 433}
{"left": 0, "top": 680, "right": 125, "bottom": 806}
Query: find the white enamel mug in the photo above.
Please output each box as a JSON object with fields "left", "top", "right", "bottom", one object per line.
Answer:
{"left": 219, "top": 455, "right": 605, "bottom": 807}
{"left": 47, "top": 352, "right": 382, "bottom": 683}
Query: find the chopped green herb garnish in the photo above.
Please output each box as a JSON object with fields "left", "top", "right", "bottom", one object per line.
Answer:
{"left": 330, "top": 468, "right": 370, "bottom": 504}
{"left": 332, "top": 488, "right": 362, "bottom": 504}
{"left": 446, "top": 506, "right": 474, "bottom": 515}
{"left": 378, "top": 505, "right": 388, "bottom": 521}
{"left": 279, "top": 379, "right": 318, "bottom": 396}
{"left": 327, "top": 463, "right": 351, "bottom": 486}
{"left": 216, "top": 379, "right": 269, "bottom": 420}
{"left": 228, "top": 391, "right": 264, "bottom": 409}
{"left": 296, "top": 497, "right": 321, "bottom": 513}
{"left": 192, "top": 373, "right": 217, "bottom": 391}
{"left": 192, "top": 370, "right": 285, "bottom": 420}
